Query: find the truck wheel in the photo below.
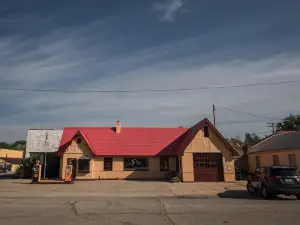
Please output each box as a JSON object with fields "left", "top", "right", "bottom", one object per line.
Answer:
{"left": 296, "top": 194, "right": 300, "bottom": 200}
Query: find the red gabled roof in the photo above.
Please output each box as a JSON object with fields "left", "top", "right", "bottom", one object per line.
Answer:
{"left": 58, "top": 118, "right": 236, "bottom": 156}
{"left": 59, "top": 127, "right": 188, "bottom": 156}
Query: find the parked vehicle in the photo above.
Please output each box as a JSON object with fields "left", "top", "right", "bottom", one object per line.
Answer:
{"left": 0, "top": 164, "right": 8, "bottom": 173}
{"left": 247, "top": 166, "right": 300, "bottom": 199}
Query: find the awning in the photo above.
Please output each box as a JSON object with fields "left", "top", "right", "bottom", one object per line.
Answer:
{"left": 79, "top": 155, "right": 90, "bottom": 160}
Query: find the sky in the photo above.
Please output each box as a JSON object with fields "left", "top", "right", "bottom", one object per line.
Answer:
{"left": 1, "top": 0, "right": 300, "bottom": 142}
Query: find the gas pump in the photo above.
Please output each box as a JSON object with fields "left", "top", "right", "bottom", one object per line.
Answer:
{"left": 65, "top": 161, "right": 74, "bottom": 183}
{"left": 32, "top": 160, "right": 41, "bottom": 183}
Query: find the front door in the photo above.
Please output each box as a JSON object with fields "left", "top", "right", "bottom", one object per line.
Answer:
{"left": 193, "top": 153, "right": 224, "bottom": 182}
{"left": 67, "top": 158, "right": 77, "bottom": 179}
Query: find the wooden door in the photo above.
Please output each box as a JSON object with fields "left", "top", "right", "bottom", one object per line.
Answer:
{"left": 193, "top": 153, "right": 224, "bottom": 182}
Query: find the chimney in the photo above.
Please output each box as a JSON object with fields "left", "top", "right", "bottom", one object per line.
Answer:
{"left": 116, "top": 120, "right": 121, "bottom": 134}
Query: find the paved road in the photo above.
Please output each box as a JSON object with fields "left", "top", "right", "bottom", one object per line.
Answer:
{"left": 0, "top": 195, "right": 299, "bottom": 225}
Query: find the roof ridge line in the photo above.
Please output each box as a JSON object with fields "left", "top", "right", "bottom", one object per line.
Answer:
{"left": 248, "top": 130, "right": 299, "bottom": 153}
{"left": 249, "top": 133, "right": 275, "bottom": 150}
{"left": 64, "top": 127, "right": 187, "bottom": 129}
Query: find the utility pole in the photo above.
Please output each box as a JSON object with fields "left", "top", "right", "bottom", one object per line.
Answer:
{"left": 267, "top": 122, "right": 276, "bottom": 134}
{"left": 213, "top": 104, "right": 216, "bottom": 127}
{"left": 44, "top": 131, "right": 49, "bottom": 179}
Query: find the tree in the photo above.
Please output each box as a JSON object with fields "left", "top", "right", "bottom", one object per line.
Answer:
{"left": 244, "top": 132, "right": 262, "bottom": 148}
{"left": 276, "top": 114, "right": 300, "bottom": 131}
{"left": 227, "top": 136, "right": 243, "bottom": 150}
{"left": 0, "top": 142, "right": 11, "bottom": 149}
{"left": 228, "top": 133, "right": 262, "bottom": 153}
{"left": 0, "top": 140, "right": 26, "bottom": 151}
{"left": 17, "top": 153, "right": 40, "bottom": 178}
{"left": 22, "top": 153, "right": 39, "bottom": 168}
{"left": 10, "top": 140, "right": 26, "bottom": 151}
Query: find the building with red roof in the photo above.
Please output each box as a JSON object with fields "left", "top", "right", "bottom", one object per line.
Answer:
{"left": 58, "top": 118, "right": 237, "bottom": 182}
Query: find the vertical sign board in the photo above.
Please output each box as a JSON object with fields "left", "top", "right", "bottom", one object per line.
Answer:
{"left": 25, "top": 130, "right": 63, "bottom": 158}
{"left": 65, "top": 165, "right": 73, "bottom": 183}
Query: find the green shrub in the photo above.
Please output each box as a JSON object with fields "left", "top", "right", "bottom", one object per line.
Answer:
{"left": 170, "top": 176, "right": 181, "bottom": 183}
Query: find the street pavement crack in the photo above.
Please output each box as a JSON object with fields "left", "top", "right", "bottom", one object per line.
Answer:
{"left": 157, "top": 198, "right": 175, "bottom": 225}
{"left": 67, "top": 201, "right": 78, "bottom": 215}
{"left": 164, "top": 183, "right": 178, "bottom": 197}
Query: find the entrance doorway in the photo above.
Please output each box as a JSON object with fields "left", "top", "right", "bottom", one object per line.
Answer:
{"left": 67, "top": 158, "right": 77, "bottom": 179}
{"left": 193, "top": 153, "right": 224, "bottom": 182}
{"left": 45, "top": 153, "right": 60, "bottom": 178}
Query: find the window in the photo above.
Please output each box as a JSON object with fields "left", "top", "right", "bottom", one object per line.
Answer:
{"left": 204, "top": 126, "right": 209, "bottom": 137}
{"left": 255, "top": 156, "right": 260, "bottom": 168}
{"left": 270, "top": 168, "right": 299, "bottom": 176}
{"left": 288, "top": 154, "right": 296, "bottom": 168}
{"left": 124, "top": 158, "right": 148, "bottom": 171}
{"left": 160, "top": 157, "right": 169, "bottom": 171}
{"left": 272, "top": 155, "right": 279, "bottom": 166}
{"left": 78, "top": 156, "right": 90, "bottom": 173}
{"left": 104, "top": 158, "right": 113, "bottom": 171}
{"left": 76, "top": 137, "right": 82, "bottom": 144}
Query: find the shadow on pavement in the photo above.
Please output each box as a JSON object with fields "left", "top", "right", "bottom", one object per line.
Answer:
{"left": 11, "top": 181, "right": 31, "bottom": 184}
{"left": 176, "top": 195, "right": 209, "bottom": 199}
{"left": 0, "top": 175, "right": 14, "bottom": 179}
{"left": 123, "top": 179, "right": 168, "bottom": 182}
{"left": 218, "top": 190, "right": 297, "bottom": 200}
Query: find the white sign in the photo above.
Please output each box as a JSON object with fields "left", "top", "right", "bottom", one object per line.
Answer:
{"left": 25, "top": 129, "right": 63, "bottom": 157}
{"left": 227, "top": 165, "right": 232, "bottom": 171}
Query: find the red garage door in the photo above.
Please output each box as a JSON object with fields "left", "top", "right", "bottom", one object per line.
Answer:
{"left": 193, "top": 153, "right": 224, "bottom": 182}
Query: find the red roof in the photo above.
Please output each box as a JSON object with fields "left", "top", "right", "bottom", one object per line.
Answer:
{"left": 59, "top": 127, "right": 188, "bottom": 156}
{"left": 58, "top": 119, "right": 236, "bottom": 156}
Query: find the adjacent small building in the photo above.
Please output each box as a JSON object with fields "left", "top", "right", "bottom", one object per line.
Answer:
{"left": 58, "top": 119, "right": 237, "bottom": 182}
{"left": 0, "top": 149, "right": 23, "bottom": 172}
{"left": 248, "top": 131, "right": 300, "bottom": 172}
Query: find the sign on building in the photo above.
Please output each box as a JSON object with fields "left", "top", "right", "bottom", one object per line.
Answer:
{"left": 25, "top": 129, "right": 63, "bottom": 158}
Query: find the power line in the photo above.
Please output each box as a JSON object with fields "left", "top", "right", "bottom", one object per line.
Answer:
{"left": 255, "top": 131, "right": 273, "bottom": 135}
{"left": 215, "top": 105, "right": 282, "bottom": 120}
{"left": 221, "top": 131, "right": 272, "bottom": 139}
{"left": 0, "top": 79, "right": 299, "bottom": 93}
{"left": 231, "top": 131, "right": 273, "bottom": 135}
{"left": 217, "top": 119, "right": 274, "bottom": 125}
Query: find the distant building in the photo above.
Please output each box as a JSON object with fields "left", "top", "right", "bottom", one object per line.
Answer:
{"left": 25, "top": 129, "right": 63, "bottom": 178}
{"left": 248, "top": 131, "right": 300, "bottom": 172}
{"left": 0, "top": 149, "right": 23, "bottom": 172}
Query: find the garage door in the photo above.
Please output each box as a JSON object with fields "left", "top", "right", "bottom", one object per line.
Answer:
{"left": 193, "top": 153, "right": 224, "bottom": 182}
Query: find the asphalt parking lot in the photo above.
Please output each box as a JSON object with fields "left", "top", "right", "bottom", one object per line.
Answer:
{"left": 0, "top": 180, "right": 299, "bottom": 225}
{"left": 0, "top": 179, "right": 249, "bottom": 198}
